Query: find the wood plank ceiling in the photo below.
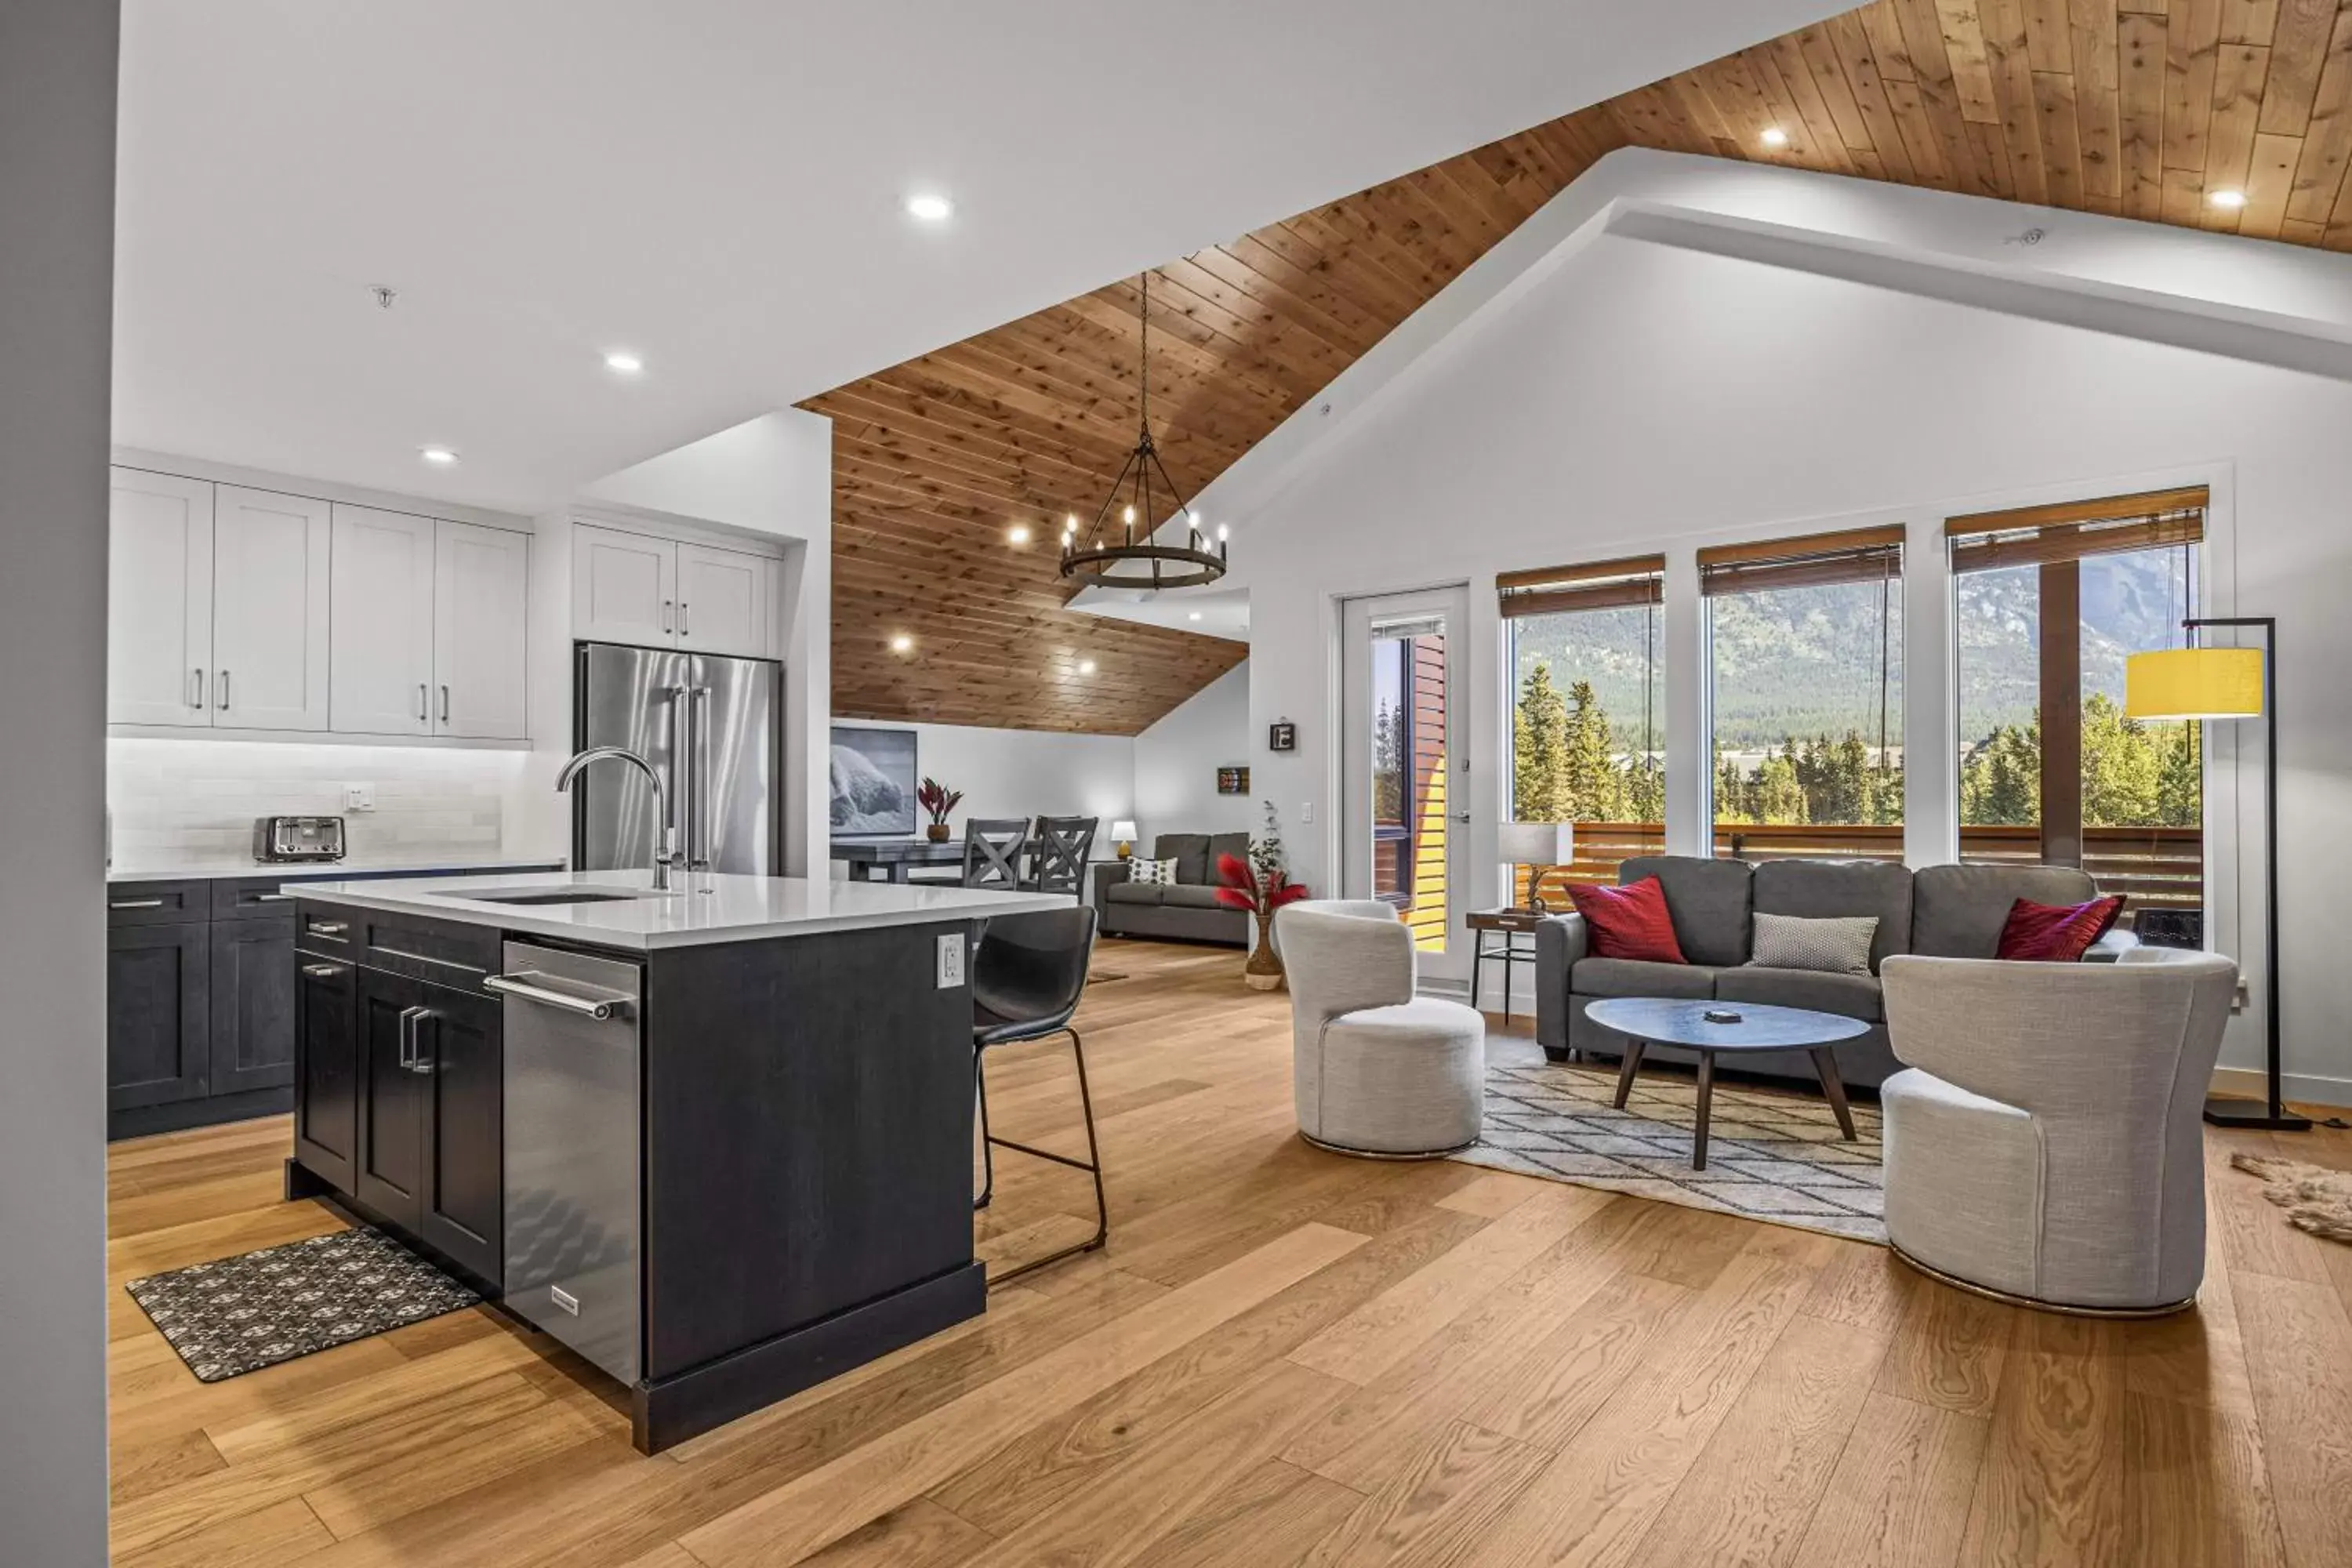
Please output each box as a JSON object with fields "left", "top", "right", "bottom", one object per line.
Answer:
{"left": 810, "top": 0, "right": 2352, "bottom": 736}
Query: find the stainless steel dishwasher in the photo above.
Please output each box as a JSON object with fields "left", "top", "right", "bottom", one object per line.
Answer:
{"left": 487, "top": 942, "right": 643, "bottom": 1385}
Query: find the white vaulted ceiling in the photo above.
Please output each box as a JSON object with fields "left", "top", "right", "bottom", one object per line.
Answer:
{"left": 111, "top": 0, "right": 1846, "bottom": 513}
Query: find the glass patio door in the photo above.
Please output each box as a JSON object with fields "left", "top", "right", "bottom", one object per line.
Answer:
{"left": 1340, "top": 586, "right": 1469, "bottom": 978}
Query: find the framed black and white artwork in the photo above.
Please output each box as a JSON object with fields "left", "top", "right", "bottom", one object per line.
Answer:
{"left": 829, "top": 725, "right": 917, "bottom": 837}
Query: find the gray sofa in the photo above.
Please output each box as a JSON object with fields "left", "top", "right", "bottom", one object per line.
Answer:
{"left": 1091, "top": 831, "right": 1250, "bottom": 946}
{"left": 1536, "top": 855, "right": 2130, "bottom": 1090}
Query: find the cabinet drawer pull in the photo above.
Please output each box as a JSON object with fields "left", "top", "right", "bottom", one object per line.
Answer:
{"left": 110, "top": 898, "right": 166, "bottom": 910}
{"left": 302, "top": 963, "right": 344, "bottom": 978}
{"left": 306, "top": 920, "right": 349, "bottom": 938}
{"left": 253, "top": 892, "right": 293, "bottom": 902}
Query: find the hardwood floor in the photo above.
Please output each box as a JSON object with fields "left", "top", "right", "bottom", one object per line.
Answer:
{"left": 107, "top": 939, "right": 2352, "bottom": 1566}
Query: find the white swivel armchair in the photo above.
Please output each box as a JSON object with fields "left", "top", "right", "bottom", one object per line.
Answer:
{"left": 1879, "top": 946, "right": 2237, "bottom": 1316}
{"left": 1275, "top": 900, "right": 1485, "bottom": 1157}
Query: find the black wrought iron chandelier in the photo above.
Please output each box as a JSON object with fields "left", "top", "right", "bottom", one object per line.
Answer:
{"left": 1058, "top": 271, "right": 1229, "bottom": 591}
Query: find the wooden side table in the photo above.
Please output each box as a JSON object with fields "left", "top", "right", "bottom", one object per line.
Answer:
{"left": 1467, "top": 907, "right": 1547, "bottom": 1024}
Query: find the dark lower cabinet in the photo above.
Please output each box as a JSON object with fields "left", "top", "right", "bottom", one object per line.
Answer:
{"left": 292, "top": 950, "right": 358, "bottom": 1192}
{"left": 329, "top": 959, "right": 504, "bottom": 1290}
{"left": 107, "top": 921, "right": 211, "bottom": 1111}
{"left": 210, "top": 917, "right": 298, "bottom": 1095}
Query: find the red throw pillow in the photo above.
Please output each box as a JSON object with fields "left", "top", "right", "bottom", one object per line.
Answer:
{"left": 1996, "top": 895, "right": 2127, "bottom": 962}
{"left": 1567, "top": 877, "right": 1686, "bottom": 964}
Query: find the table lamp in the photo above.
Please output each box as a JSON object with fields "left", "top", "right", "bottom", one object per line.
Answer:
{"left": 2125, "top": 618, "right": 2305, "bottom": 1131}
{"left": 1111, "top": 819, "right": 1139, "bottom": 859}
{"left": 1497, "top": 821, "right": 1574, "bottom": 913}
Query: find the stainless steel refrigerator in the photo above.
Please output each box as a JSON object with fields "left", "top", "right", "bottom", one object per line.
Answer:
{"left": 572, "top": 641, "right": 782, "bottom": 876}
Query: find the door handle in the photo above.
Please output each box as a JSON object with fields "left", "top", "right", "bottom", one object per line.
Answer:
{"left": 216, "top": 670, "right": 230, "bottom": 710}
{"left": 190, "top": 666, "right": 205, "bottom": 708}
{"left": 418, "top": 683, "right": 429, "bottom": 722}
{"left": 439, "top": 684, "right": 450, "bottom": 724}
{"left": 691, "top": 684, "right": 712, "bottom": 869}
{"left": 1453, "top": 811, "right": 1471, "bottom": 824}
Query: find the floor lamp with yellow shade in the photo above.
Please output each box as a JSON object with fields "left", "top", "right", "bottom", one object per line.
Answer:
{"left": 2126, "top": 618, "right": 2308, "bottom": 1132}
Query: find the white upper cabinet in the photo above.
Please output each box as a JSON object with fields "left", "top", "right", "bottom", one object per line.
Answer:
{"left": 676, "top": 542, "right": 771, "bottom": 659}
{"left": 573, "top": 524, "right": 677, "bottom": 648}
{"left": 210, "top": 487, "right": 332, "bottom": 731}
{"left": 329, "top": 506, "right": 436, "bottom": 735}
{"left": 434, "top": 520, "right": 529, "bottom": 739}
{"left": 107, "top": 469, "right": 215, "bottom": 727}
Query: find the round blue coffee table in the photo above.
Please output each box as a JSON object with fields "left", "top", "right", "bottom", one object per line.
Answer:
{"left": 1582, "top": 997, "right": 1868, "bottom": 1170}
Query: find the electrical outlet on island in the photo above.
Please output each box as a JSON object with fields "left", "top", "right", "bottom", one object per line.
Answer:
{"left": 937, "top": 931, "right": 966, "bottom": 989}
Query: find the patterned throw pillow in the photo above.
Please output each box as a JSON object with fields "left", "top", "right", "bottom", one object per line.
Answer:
{"left": 1997, "top": 895, "right": 2126, "bottom": 961}
{"left": 1127, "top": 857, "right": 1179, "bottom": 886}
{"left": 1748, "top": 913, "right": 1878, "bottom": 975}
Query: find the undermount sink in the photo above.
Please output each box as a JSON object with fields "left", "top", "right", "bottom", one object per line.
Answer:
{"left": 451, "top": 884, "right": 679, "bottom": 906}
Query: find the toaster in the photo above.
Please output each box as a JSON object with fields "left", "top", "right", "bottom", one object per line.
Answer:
{"left": 255, "top": 815, "right": 347, "bottom": 862}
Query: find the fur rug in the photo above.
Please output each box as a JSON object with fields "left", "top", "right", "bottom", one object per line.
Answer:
{"left": 2230, "top": 1152, "right": 2352, "bottom": 1243}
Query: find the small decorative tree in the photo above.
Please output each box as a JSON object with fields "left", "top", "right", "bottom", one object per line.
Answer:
{"left": 1218, "top": 801, "right": 1309, "bottom": 990}
{"left": 914, "top": 777, "right": 962, "bottom": 842}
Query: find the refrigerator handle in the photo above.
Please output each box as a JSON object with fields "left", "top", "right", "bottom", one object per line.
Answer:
{"left": 665, "top": 684, "right": 689, "bottom": 866}
{"left": 691, "top": 685, "right": 713, "bottom": 869}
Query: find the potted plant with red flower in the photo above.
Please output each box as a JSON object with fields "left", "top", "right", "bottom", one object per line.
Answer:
{"left": 1217, "top": 803, "right": 1309, "bottom": 990}
{"left": 915, "top": 777, "right": 962, "bottom": 843}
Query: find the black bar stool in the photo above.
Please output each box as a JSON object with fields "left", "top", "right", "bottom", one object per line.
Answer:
{"left": 971, "top": 905, "right": 1106, "bottom": 1285}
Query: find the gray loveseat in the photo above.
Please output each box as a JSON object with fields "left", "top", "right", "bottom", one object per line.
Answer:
{"left": 1091, "top": 832, "right": 1250, "bottom": 946}
{"left": 1536, "top": 855, "right": 2129, "bottom": 1090}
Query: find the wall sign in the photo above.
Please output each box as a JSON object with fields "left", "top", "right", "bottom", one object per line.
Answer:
{"left": 1267, "top": 720, "right": 1297, "bottom": 752}
{"left": 1216, "top": 766, "right": 1250, "bottom": 795}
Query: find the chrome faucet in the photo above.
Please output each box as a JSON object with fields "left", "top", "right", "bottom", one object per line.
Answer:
{"left": 556, "top": 746, "right": 678, "bottom": 891}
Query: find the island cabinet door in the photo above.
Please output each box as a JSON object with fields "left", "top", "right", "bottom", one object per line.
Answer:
{"left": 414, "top": 981, "right": 503, "bottom": 1287}
{"left": 354, "top": 967, "right": 428, "bottom": 1234}
{"left": 292, "top": 950, "right": 359, "bottom": 1192}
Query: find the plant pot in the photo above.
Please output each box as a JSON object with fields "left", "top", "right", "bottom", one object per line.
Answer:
{"left": 1244, "top": 909, "right": 1285, "bottom": 991}
{"left": 925, "top": 823, "right": 951, "bottom": 843}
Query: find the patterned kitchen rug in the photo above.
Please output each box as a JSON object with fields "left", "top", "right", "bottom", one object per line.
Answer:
{"left": 125, "top": 1226, "right": 481, "bottom": 1382}
{"left": 1452, "top": 1060, "right": 1887, "bottom": 1244}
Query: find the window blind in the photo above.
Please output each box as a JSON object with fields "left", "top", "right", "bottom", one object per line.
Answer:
{"left": 1495, "top": 554, "right": 1665, "bottom": 618}
{"left": 1946, "top": 486, "right": 2206, "bottom": 574}
{"left": 1697, "top": 524, "right": 1904, "bottom": 596}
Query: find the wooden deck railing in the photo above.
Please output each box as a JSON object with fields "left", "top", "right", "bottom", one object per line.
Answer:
{"left": 1519, "top": 821, "right": 2202, "bottom": 915}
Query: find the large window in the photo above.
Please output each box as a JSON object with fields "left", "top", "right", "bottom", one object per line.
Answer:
{"left": 1701, "top": 527, "right": 1904, "bottom": 861}
{"left": 1500, "top": 556, "right": 1666, "bottom": 903}
{"left": 1949, "top": 488, "right": 2205, "bottom": 927}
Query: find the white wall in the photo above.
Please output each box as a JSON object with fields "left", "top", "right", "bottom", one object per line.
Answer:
{"left": 833, "top": 720, "right": 1135, "bottom": 857}
{"left": 1134, "top": 662, "right": 1254, "bottom": 842}
{"left": 1, "top": 0, "right": 116, "bottom": 1559}
{"left": 1229, "top": 192, "right": 2352, "bottom": 1100}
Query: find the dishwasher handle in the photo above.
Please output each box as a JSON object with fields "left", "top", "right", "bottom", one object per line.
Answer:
{"left": 485, "top": 971, "right": 633, "bottom": 1022}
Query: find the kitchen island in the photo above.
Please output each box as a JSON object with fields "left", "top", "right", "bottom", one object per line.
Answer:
{"left": 285, "top": 869, "right": 1062, "bottom": 1452}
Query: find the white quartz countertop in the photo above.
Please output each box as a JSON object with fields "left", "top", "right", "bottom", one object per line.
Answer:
{"left": 107, "top": 855, "right": 561, "bottom": 885}
{"left": 295, "top": 869, "right": 1069, "bottom": 950}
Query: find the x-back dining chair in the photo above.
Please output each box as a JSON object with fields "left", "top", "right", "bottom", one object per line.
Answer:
{"left": 961, "top": 818, "right": 1031, "bottom": 889}
{"left": 1024, "top": 816, "right": 1098, "bottom": 897}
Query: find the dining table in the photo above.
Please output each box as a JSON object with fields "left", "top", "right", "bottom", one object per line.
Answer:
{"left": 831, "top": 839, "right": 970, "bottom": 884}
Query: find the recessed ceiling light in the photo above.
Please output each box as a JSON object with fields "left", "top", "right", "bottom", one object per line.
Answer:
{"left": 1077, "top": 659, "right": 1097, "bottom": 676}
{"left": 419, "top": 445, "right": 458, "bottom": 466}
{"left": 1187, "top": 612, "right": 1203, "bottom": 622}
{"left": 604, "top": 350, "right": 644, "bottom": 375}
{"left": 889, "top": 633, "right": 913, "bottom": 654}
{"left": 1007, "top": 523, "right": 1032, "bottom": 545}
{"left": 1759, "top": 126, "right": 1789, "bottom": 149}
{"left": 2209, "top": 187, "right": 2247, "bottom": 209}
{"left": 905, "top": 192, "right": 953, "bottom": 223}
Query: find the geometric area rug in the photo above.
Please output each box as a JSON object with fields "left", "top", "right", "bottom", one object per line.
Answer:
{"left": 125, "top": 1226, "right": 481, "bottom": 1383}
{"left": 1450, "top": 1059, "right": 1887, "bottom": 1244}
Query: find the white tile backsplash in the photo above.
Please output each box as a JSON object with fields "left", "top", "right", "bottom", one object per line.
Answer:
{"left": 108, "top": 739, "right": 528, "bottom": 866}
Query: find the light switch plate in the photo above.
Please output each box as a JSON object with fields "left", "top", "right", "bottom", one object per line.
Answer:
{"left": 937, "top": 931, "right": 966, "bottom": 989}
{"left": 1300, "top": 801, "right": 1314, "bottom": 824}
{"left": 343, "top": 783, "right": 376, "bottom": 811}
